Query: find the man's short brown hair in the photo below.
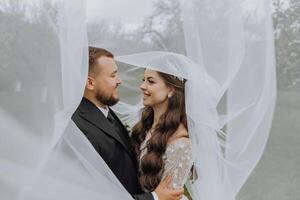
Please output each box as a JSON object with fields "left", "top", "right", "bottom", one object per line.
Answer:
{"left": 89, "top": 47, "right": 114, "bottom": 74}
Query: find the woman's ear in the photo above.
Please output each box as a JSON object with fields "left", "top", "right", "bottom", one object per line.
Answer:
{"left": 167, "top": 87, "right": 175, "bottom": 98}
{"left": 86, "top": 76, "right": 95, "bottom": 90}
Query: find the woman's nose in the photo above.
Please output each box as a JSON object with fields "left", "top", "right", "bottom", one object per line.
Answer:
{"left": 140, "top": 82, "right": 146, "bottom": 91}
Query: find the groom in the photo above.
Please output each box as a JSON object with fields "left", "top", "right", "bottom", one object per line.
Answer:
{"left": 72, "top": 47, "right": 183, "bottom": 200}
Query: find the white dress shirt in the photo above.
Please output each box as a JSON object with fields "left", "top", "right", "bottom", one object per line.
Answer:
{"left": 98, "top": 106, "right": 109, "bottom": 118}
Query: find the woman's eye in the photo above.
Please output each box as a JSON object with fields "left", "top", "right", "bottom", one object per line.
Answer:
{"left": 148, "top": 80, "right": 154, "bottom": 84}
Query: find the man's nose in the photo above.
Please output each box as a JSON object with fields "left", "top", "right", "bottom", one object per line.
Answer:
{"left": 117, "top": 77, "right": 122, "bottom": 85}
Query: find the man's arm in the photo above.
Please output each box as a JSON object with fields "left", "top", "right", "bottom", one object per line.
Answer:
{"left": 134, "top": 193, "right": 154, "bottom": 200}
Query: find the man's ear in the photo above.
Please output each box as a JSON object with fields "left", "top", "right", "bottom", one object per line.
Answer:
{"left": 86, "top": 76, "right": 95, "bottom": 90}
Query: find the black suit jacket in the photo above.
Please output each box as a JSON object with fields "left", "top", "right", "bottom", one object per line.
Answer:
{"left": 72, "top": 97, "right": 153, "bottom": 200}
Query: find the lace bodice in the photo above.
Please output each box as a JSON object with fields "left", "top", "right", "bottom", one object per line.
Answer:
{"left": 139, "top": 132, "right": 193, "bottom": 189}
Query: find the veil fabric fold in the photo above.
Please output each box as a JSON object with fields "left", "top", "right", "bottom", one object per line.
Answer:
{"left": 0, "top": 1, "right": 132, "bottom": 199}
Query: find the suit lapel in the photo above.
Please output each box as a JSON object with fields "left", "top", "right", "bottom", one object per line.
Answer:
{"left": 79, "top": 98, "right": 133, "bottom": 156}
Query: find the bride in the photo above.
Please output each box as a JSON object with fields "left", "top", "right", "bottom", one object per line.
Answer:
{"left": 131, "top": 69, "right": 193, "bottom": 200}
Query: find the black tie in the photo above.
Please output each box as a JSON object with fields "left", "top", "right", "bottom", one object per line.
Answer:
{"left": 107, "top": 110, "right": 130, "bottom": 145}
{"left": 107, "top": 110, "right": 116, "bottom": 124}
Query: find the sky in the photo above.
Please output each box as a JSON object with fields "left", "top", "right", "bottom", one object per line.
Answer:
{"left": 86, "top": 0, "right": 154, "bottom": 28}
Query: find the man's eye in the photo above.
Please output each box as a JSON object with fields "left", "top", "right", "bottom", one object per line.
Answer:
{"left": 148, "top": 80, "right": 155, "bottom": 84}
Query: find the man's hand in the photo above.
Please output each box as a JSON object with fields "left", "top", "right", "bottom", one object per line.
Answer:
{"left": 154, "top": 175, "right": 184, "bottom": 200}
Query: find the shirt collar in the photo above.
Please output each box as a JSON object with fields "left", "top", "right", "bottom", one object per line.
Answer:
{"left": 98, "top": 106, "right": 109, "bottom": 118}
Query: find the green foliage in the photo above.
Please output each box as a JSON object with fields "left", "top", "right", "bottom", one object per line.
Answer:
{"left": 184, "top": 185, "right": 192, "bottom": 200}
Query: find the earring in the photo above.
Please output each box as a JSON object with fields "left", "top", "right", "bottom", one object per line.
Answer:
{"left": 168, "top": 93, "right": 172, "bottom": 98}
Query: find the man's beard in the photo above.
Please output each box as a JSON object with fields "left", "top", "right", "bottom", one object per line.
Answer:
{"left": 95, "top": 89, "right": 119, "bottom": 106}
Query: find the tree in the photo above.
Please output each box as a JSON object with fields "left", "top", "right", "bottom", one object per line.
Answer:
{"left": 137, "top": 0, "right": 185, "bottom": 54}
{"left": 273, "top": 0, "right": 300, "bottom": 90}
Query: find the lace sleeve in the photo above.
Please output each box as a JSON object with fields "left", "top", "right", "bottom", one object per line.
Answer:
{"left": 162, "top": 138, "right": 193, "bottom": 189}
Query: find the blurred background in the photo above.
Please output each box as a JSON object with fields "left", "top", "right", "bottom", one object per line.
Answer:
{"left": 1, "top": 0, "right": 299, "bottom": 199}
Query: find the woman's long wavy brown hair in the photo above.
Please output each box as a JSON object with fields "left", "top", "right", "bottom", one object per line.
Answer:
{"left": 131, "top": 71, "right": 187, "bottom": 191}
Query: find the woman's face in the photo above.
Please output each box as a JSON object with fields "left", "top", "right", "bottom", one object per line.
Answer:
{"left": 140, "top": 69, "right": 172, "bottom": 107}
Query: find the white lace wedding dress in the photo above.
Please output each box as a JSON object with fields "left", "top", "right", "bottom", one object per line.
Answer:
{"left": 140, "top": 132, "right": 193, "bottom": 200}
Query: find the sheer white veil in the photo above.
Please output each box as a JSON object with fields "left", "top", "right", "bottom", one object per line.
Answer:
{"left": 113, "top": 0, "right": 276, "bottom": 199}
{"left": 0, "top": 0, "right": 276, "bottom": 200}
{"left": 0, "top": 1, "right": 132, "bottom": 200}
{"left": 182, "top": 0, "right": 277, "bottom": 199}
